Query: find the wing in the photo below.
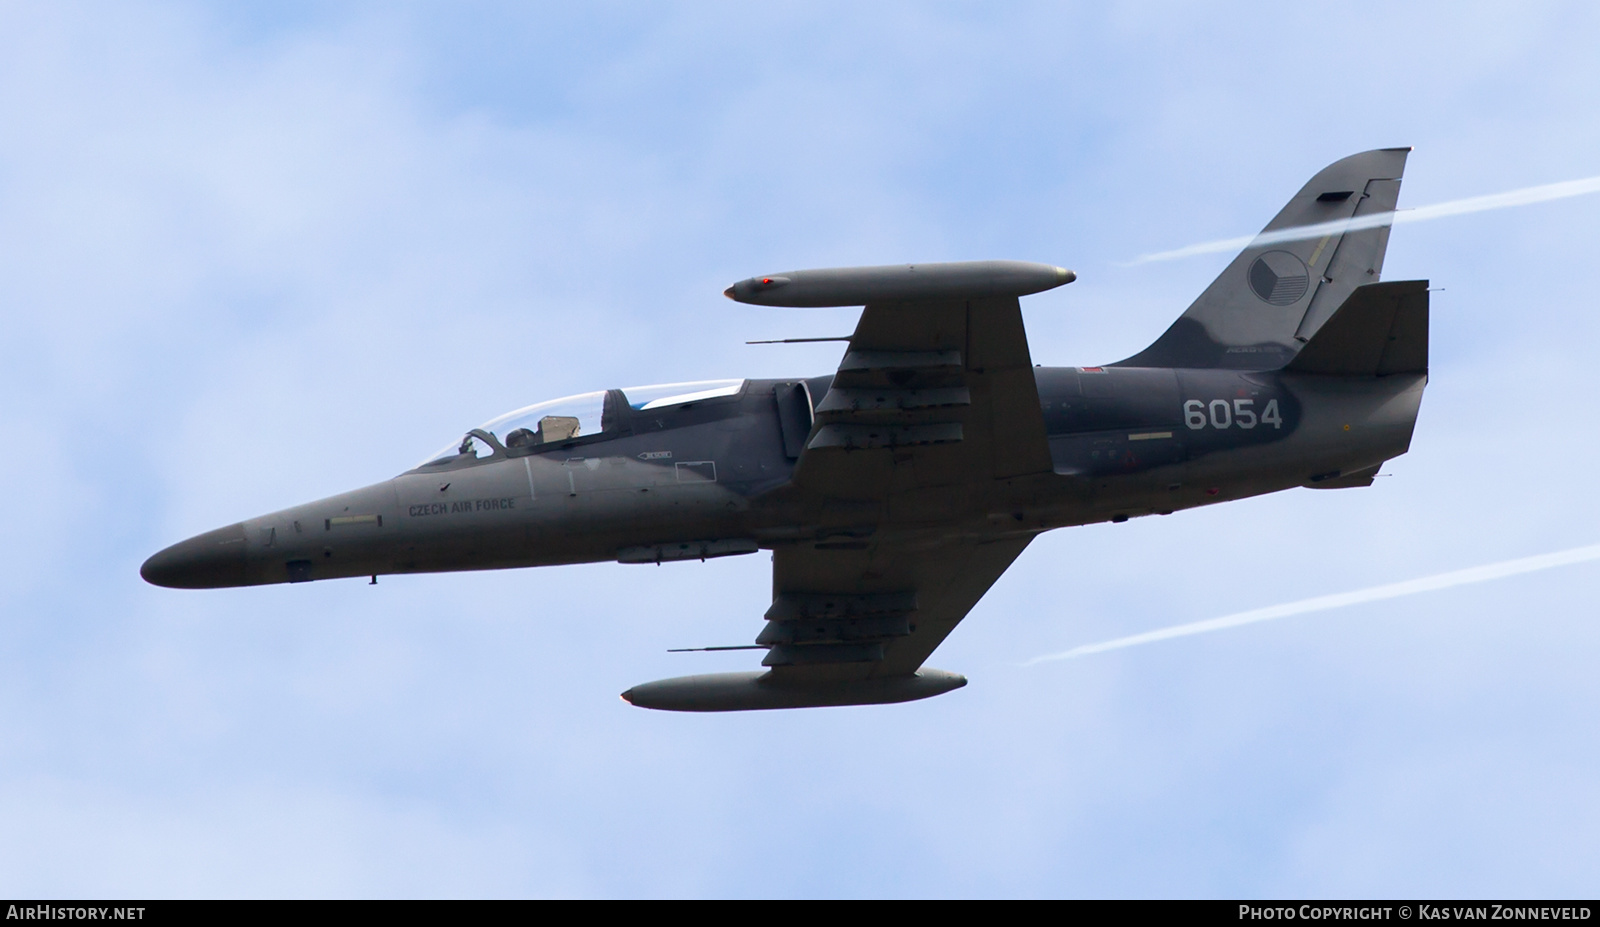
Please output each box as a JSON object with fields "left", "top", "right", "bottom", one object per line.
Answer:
{"left": 761, "top": 533, "right": 1033, "bottom": 682}
{"left": 797, "top": 294, "right": 1054, "bottom": 497}
{"left": 761, "top": 293, "right": 1052, "bottom": 681}
{"left": 623, "top": 264, "right": 1076, "bottom": 710}
{"left": 623, "top": 292, "right": 1060, "bottom": 711}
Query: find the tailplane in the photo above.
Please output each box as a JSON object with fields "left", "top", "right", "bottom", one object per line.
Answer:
{"left": 1116, "top": 148, "right": 1411, "bottom": 369}
{"left": 1284, "top": 280, "right": 1428, "bottom": 377}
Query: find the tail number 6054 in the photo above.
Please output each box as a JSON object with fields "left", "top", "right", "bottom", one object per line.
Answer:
{"left": 1184, "top": 398, "right": 1281, "bottom": 430}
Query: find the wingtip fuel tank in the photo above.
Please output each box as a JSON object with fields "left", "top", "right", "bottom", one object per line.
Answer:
{"left": 621, "top": 668, "right": 968, "bottom": 711}
{"left": 724, "top": 260, "right": 1074, "bottom": 307}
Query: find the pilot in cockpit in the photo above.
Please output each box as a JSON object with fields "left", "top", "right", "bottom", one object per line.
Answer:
{"left": 504, "top": 415, "right": 581, "bottom": 449}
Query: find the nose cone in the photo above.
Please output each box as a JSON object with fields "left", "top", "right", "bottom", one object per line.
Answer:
{"left": 140, "top": 522, "right": 250, "bottom": 589}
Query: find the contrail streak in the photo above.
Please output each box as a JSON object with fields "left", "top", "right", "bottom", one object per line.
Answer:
{"left": 1127, "top": 175, "right": 1600, "bottom": 264}
{"left": 1025, "top": 542, "right": 1600, "bottom": 665}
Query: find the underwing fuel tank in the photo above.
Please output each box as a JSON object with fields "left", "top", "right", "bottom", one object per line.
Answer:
{"left": 620, "top": 668, "right": 967, "bottom": 711}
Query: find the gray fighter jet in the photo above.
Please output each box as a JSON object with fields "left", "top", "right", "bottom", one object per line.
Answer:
{"left": 143, "top": 148, "right": 1427, "bottom": 711}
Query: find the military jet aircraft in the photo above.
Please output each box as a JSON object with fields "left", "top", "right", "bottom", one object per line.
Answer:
{"left": 142, "top": 148, "right": 1427, "bottom": 711}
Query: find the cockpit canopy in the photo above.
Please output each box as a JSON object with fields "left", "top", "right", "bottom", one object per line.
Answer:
{"left": 418, "top": 379, "right": 744, "bottom": 468}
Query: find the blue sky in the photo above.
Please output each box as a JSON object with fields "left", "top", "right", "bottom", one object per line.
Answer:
{"left": 3, "top": 0, "right": 1599, "bottom": 897}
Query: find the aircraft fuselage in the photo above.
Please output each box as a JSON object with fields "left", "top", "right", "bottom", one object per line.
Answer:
{"left": 141, "top": 366, "right": 1424, "bottom": 590}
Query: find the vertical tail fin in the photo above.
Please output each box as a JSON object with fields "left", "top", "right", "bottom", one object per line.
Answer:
{"left": 1115, "top": 148, "right": 1410, "bottom": 369}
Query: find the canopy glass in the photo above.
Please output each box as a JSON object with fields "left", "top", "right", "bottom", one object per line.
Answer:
{"left": 418, "top": 379, "right": 744, "bottom": 467}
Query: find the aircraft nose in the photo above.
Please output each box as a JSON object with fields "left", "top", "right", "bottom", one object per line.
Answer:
{"left": 140, "top": 522, "right": 250, "bottom": 589}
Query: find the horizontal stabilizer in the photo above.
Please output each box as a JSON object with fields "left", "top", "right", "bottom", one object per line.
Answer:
{"left": 1285, "top": 280, "right": 1428, "bottom": 376}
{"left": 620, "top": 668, "right": 966, "bottom": 712}
{"left": 724, "top": 261, "right": 1074, "bottom": 307}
